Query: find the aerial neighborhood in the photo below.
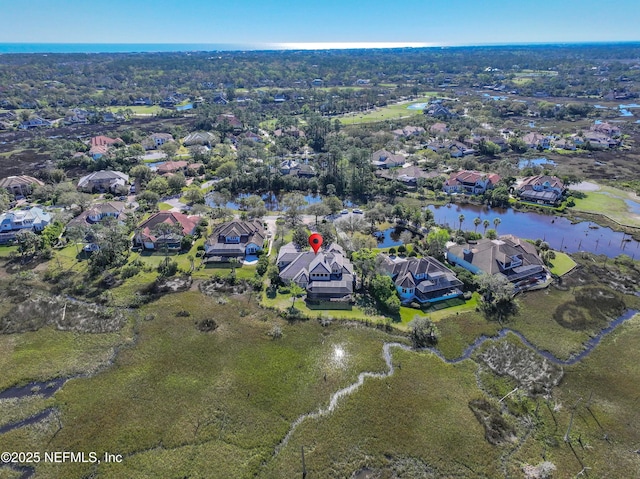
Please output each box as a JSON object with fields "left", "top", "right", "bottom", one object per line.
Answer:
{"left": 2, "top": 43, "right": 640, "bottom": 479}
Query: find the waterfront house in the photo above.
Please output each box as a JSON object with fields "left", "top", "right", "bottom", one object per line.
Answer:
{"left": 277, "top": 242, "right": 354, "bottom": 303}
{"left": 443, "top": 170, "right": 500, "bottom": 195}
{"left": 379, "top": 255, "right": 464, "bottom": 304}
{"left": 447, "top": 235, "right": 547, "bottom": 291}
{"left": 516, "top": 175, "right": 565, "bottom": 205}
{"left": 204, "top": 219, "right": 266, "bottom": 261}
{"left": 134, "top": 211, "right": 199, "bottom": 251}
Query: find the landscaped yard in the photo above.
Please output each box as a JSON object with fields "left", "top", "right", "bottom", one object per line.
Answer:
{"left": 572, "top": 184, "right": 640, "bottom": 227}
{"left": 548, "top": 251, "right": 576, "bottom": 276}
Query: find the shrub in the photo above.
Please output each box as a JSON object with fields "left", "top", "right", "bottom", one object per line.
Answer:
{"left": 121, "top": 263, "right": 141, "bottom": 279}
{"left": 389, "top": 247, "right": 397, "bottom": 255}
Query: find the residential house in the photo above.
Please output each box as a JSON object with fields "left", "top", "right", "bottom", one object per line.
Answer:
{"left": 582, "top": 131, "right": 619, "bottom": 149}
{"left": 379, "top": 255, "right": 464, "bottom": 304}
{"left": 517, "top": 175, "right": 565, "bottom": 205}
{"left": 371, "top": 149, "right": 405, "bottom": 169}
{"left": 19, "top": 117, "right": 52, "bottom": 129}
{"left": 64, "top": 108, "right": 90, "bottom": 125}
{"left": 0, "top": 207, "right": 51, "bottom": 243}
{"left": 376, "top": 165, "right": 438, "bottom": 187}
{"left": 443, "top": 170, "right": 501, "bottom": 195}
{"left": 523, "top": 132, "right": 551, "bottom": 149}
{"left": 273, "top": 126, "right": 305, "bottom": 138}
{"left": 424, "top": 104, "right": 455, "bottom": 118}
{"left": 429, "top": 122, "right": 448, "bottom": 135}
{"left": 392, "top": 126, "right": 426, "bottom": 138}
{"left": 468, "top": 135, "right": 509, "bottom": 152}
{"left": 0, "top": 175, "right": 44, "bottom": 198}
{"left": 216, "top": 113, "right": 243, "bottom": 132}
{"left": 447, "top": 235, "right": 548, "bottom": 291}
{"left": 591, "top": 122, "right": 621, "bottom": 137}
{"left": 552, "top": 138, "right": 576, "bottom": 151}
{"left": 157, "top": 161, "right": 188, "bottom": 175}
{"left": 204, "top": 219, "right": 266, "bottom": 260}
{"left": 89, "top": 135, "right": 122, "bottom": 159}
{"left": 241, "top": 131, "right": 262, "bottom": 143}
{"left": 143, "top": 133, "right": 174, "bottom": 150}
{"left": 183, "top": 131, "right": 217, "bottom": 146}
{"left": 274, "top": 94, "right": 287, "bottom": 103}
{"left": 67, "top": 201, "right": 126, "bottom": 228}
{"left": 311, "top": 78, "right": 324, "bottom": 87}
{"left": 134, "top": 211, "right": 199, "bottom": 251}
{"left": 277, "top": 242, "right": 354, "bottom": 303}
{"left": 77, "top": 170, "right": 129, "bottom": 193}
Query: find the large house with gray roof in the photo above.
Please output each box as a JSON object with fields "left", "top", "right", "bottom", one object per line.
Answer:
{"left": 447, "top": 235, "right": 548, "bottom": 291}
{"left": 370, "top": 149, "right": 405, "bottom": 169}
{"left": 516, "top": 175, "right": 565, "bottom": 205}
{"left": 77, "top": 170, "right": 129, "bottom": 193}
{"left": 379, "top": 255, "right": 463, "bottom": 304}
{"left": 0, "top": 207, "right": 51, "bottom": 243}
{"left": 205, "top": 219, "right": 265, "bottom": 261}
{"left": 0, "top": 175, "right": 44, "bottom": 198}
{"left": 277, "top": 242, "right": 354, "bottom": 303}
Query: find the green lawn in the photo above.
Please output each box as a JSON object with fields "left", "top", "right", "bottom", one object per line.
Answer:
{"left": 158, "top": 202, "right": 173, "bottom": 211}
{"left": 105, "top": 105, "right": 162, "bottom": 115}
{"left": 0, "top": 245, "right": 18, "bottom": 258}
{"left": 571, "top": 185, "right": 640, "bottom": 227}
{"left": 548, "top": 251, "right": 576, "bottom": 276}
{"left": 338, "top": 95, "right": 439, "bottom": 125}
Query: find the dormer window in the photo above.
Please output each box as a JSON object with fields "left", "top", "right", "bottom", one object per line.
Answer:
{"left": 226, "top": 236, "right": 240, "bottom": 243}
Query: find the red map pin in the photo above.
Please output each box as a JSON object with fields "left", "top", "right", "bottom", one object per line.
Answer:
{"left": 308, "top": 233, "right": 323, "bottom": 254}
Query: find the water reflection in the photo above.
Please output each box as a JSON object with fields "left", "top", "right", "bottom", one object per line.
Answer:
{"left": 428, "top": 204, "right": 640, "bottom": 258}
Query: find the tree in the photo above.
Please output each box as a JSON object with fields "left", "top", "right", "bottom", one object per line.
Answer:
{"left": 493, "top": 217, "right": 501, "bottom": 234}
{"left": 485, "top": 228, "right": 498, "bottom": 240}
{"left": 289, "top": 283, "right": 305, "bottom": 310}
{"left": 152, "top": 221, "right": 183, "bottom": 257}
{"left": 324, "top": 195, "right": 342, "bottom": 215}
{"left": 458, "top": 214, "right": 465, "bottom": 233}
{"left": 410, "top": 316, "right": 439, "bottom": 347}
{"left": 16, "top": 230, "right": 40, "bottom": 259}
{"left": 147, "top": 176, "right": 169, "bottom": 196}
{"left": 183, "top": 186, "right": 205, "bottom": 205}
{"left": 370, "top": 274, "right": 401, "bottom": 315}
{"left": 167, "top": 172, "right": 187, "bottom": 194}
{"left": 0, "top": 189, "right": 10, "bottom": 211}
{"left": 483, "top": 219, "right": 490, "bottom": 236}
{"left": 282, "top": 192, "right": 306, "bottom": 225}
{"left": 425, "top": 228, "right": 450, "bottom": 259}
{"left": 306, "top": 203, "right": 330, "bottom": 225}
{"left": 292, "top": 225, "right": 310, "bottom": 250}
{"left": 129, "top": 164, "right": 153, "bottom": 191}
{"left": 335, "top": 215, "right": 366, "bottom": 236}
{"left": 477, "top": 273, "right": 519, "bottom": 323}
{"left": 352, "top": 248, "right": 377, "bottom": 288}
{"left": 66, "top": 224, "right": 89, "bottom": 254}
{"left": 161, "top": 141, "right": 179, "bottom": 159}
{"left": 489, "top": 186, "right": 510, "bottom": 207}
{"left": 473, "top": 217, "right": 481, "bottom": 233}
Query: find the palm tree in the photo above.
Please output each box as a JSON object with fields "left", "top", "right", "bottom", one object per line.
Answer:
{"left": 458, "top": 214, "right": 465, "bottom": 233}
{"left": 483, "top": 219, "right": 490, "bottom": 237}
{"left": 493, "top": 218, "right": 501, "bottom": 234}
{"left": 229, "top": 257, "right": 240, "bottom": 274}
{"left": 474, "top": 217, "right": 481, "bottom": 233}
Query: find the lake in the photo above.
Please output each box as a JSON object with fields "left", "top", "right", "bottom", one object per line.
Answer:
{"left": 427, "top": 204, "right": 640, "bottom": 258}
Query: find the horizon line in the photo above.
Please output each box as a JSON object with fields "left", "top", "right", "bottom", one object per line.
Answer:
{"left": 1, "top": 40, "right": 639, "bottom": 54}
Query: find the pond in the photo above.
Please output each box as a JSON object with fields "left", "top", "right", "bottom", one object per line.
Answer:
{"left": 373, "top": 226, "right": 417, "bottom": 248}
{"left": 518, "top": 157, "right": 556, "bottom": 169}
{"left": 176, "top": 103, "right": 194, "bottom": 111}
{"left": 427, "top": 203, "right": 640, "bottom": 258}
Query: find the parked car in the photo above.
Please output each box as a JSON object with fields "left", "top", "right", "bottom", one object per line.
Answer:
{"left": 353, "top": 208, "right": 363, "bottom": 214}
{"left": 340, "top": 209, "right": 349, "bottom": 215}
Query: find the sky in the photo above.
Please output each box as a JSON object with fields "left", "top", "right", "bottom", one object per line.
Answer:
{"left": 0, "top": 0, "right": 639, "bottom": 47}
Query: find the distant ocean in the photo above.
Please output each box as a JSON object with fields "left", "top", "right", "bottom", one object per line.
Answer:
{"left": 0, "top": 41, "right": 638, "bottom": 54}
